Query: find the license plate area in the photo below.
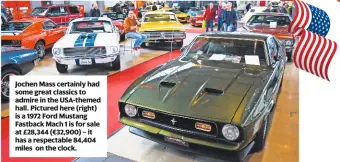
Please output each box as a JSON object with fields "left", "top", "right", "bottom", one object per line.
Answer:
{"left": 196, "top": 21, "right": 203, "bottom": 23}
{"left": 79, "top": 59, "right": 92, "bottom": 65}
{"left": 164, "top": 136, "right": 189, "bottom": 147}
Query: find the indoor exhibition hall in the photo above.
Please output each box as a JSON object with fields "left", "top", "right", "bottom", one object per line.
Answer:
{"left": 1, "top": 0, "right": 301, "bottom": 162}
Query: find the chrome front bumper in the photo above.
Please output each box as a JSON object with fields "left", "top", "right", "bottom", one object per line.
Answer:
{"left": 53, "top": 55, "right": 118, "bottom": 65}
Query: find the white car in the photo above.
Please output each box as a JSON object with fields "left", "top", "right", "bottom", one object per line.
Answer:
{"left": 240, "top": 7, "right": 267, "bottom": 24}
{"left": 52, "top": 17, "right": 121, "bottom": 73}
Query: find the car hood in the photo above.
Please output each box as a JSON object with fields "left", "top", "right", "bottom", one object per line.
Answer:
{"left": 140, "top": 22, "right": 185, "bottom": 32}
{"left": 246, "top": 25, "right": 293, "bottom": 39}
{"left": 53, "top": 32, "right": 120, "bottom": 48}
{"left": 123, "top": 61, "right": 270, "bottom": 122}
{"left": 176, "top": 13, "right": 188, "bottom": 17}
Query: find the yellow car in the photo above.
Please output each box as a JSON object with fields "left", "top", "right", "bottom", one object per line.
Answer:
{"left": 139, "top": 11, "right": 186, "bottom": 47}
{"left": 159, "top": 8, "right": 190, "bottom": 23}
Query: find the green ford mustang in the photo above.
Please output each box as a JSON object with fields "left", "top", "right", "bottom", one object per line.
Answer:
{"left": 118, "top": 32, "right": 287, "bottom": 161}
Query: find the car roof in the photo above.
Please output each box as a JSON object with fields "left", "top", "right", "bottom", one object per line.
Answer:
{"left": 144, "top": 11, "right": 175, "bottom": 15}
{"left": 11, "top": 18, "right": 48, "bottom": 23}
{"left": 253, "top": 12, "right": 290, "bottom": 16}
{"left": 199, "top": 32, "right": 272, "bottom": 41}
{"left": 38, "top": 4, "right": 78, "bottom": 8}
{"left": 72, "top": 17, "right": 112, "bottom": 22}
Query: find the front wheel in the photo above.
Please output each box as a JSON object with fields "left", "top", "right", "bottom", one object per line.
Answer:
{"left": 109, "top": 55, "right": 121, "bottom": 70}
{"left": 56, "top": 62, "right": 68, "bottom": 73}
{"left": 120, "top": 33, "right": 126, "bottom": 42}
{"left": 186, "top": 16, "right": 190, "bottom": 23}
{"left": 252, "top": 115, "right": 270, "bottom": 152}
{"left": 1, "top": 69, "right": 21, "bottom": 103}
{"left": 287, "top": 52, "right": 292, "bottom": 62}
{"left": 177, "top": 41, "right": 183, "bottom": 47}
{"left": 34, "top": 41, "right": 45, "bottom": 59}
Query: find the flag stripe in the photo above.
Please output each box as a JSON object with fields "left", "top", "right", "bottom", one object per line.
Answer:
{"left": 303, "top": 32, "right": 317, "bottom": 72}
{"left": 324, "top": 42, "right": 338, "bottom": 81}
{"left": 309, "top": 34, "right": 322, "bottom": 75}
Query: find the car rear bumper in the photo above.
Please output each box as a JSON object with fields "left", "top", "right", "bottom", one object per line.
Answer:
{"left": 53, "top": 56, "right": 118, "bottom": 65}
{"left": 119, "top": 116, "right": 254, "bottom": 161}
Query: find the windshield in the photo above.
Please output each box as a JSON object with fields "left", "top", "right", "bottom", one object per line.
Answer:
{"left": 143, "top": 14, "right": 177, "bottom": 22}
{"left": 248, "top": 15, "right": 291, "bottom": 26}
{"left": 102, "top": 13, "right": 126, "bottom": 20}
{"left": 1, "top": 22, "right": 32, "bottom": 31}
{"left": 70, "top": 21, "right": 113, "bottom": 33}
{"left": 189, "top": 10, "right": 203, "bottom": 16}
{"left": 31, "top": 7, "right": 48, "bottom": 16}
{"left": 168, "top": 10, "right": 181, "bottom": 14}
{"left": 182, "top": 37, "right": 268, "bottom": 66}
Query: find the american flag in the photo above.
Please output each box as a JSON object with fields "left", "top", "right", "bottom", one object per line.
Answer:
{"left": 289, "top": 0, "right": 338, "bottom": 81}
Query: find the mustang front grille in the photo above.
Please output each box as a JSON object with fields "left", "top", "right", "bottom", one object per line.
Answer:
{"left": 137, "top": 108, "right": 218, "bottom": 137}
{"left": 142, "top": 31, "right": 186, "bottom": 39}
{"left": 63, "top": 47, "right": 106, "bottom": 57}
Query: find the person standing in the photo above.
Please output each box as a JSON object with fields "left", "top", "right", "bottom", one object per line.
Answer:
{"left": 152, "top": 3, "right": 157, "bottom": 11}
{"left": 263, "top": 4, "right": 272, "bottom": 12}
{"left": 280, "top": 3, "right": 288, "bottom": 14}
{"left": 222, "top": 2, "right": 237, "bottom": 32}
{"left": 203, "top": 3, "right": 216, "bottom": 32}
{"left": 90, "top": 3, "right": 100, "bottom": 17}
{"left": 217, "top": 1, "right": 224, "bottom": 31}
{"left": 246, "top": 2, "right": 252, "bottom": 12}
{"left": 124, "top": 11, "right": 147, "bottom": 51}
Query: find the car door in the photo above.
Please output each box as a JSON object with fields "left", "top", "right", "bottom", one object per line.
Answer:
{"left": 66, "top": 6, "right": 81, "bottom": 23}
{"left": 42, "top": 20, "right": 64, "bottom": 48}
{"left": 46, "top": 7, "right": 61, "bottom": 24}
{"left": 57, "top": 6, "right": 69, "bottom": 25}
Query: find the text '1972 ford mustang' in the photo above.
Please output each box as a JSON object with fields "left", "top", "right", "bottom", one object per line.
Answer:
{"left": 52, "top": 17, "right": 121, "bottom": 73}
{"left": 1, "top": 47, "right": 38, "bottom": 102}
{"left": 118, "top": 32, "right": 286, "bottom": 161}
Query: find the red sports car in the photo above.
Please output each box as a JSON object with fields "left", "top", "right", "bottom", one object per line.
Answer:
{"left": 190, "top": 10, "right": 217, "bottom": 27}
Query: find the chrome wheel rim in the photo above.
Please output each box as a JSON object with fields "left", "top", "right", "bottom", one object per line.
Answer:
{"left": 1, "top": 73, "right": 15, "bottom": 97}
{"left": 36, "top": 44, "right": 45, "bottom": 57}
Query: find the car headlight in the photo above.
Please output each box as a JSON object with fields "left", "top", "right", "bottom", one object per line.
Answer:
{"left": 222, "top": 124, "right": 240, "bottom": 141}
{"left": 110, "top": 46, "right": 119, "bottom": 53}
{"left": 124, "top": 104, "right": 137, "bottom": 117}
{"left": 285, "top": 40, "right": 293, "bottom": 46}
{"left": 52, "top": 48, "right": 61, "bottom": 55}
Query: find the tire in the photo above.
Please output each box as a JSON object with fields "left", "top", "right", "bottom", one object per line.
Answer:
{"left": 109, "top": 55, "right": 120, "bottom": 70}
{"left": 34, "top": 40, "right": 46, "bottom": 59}
{"left": 141, "top": 42, "right": 146, "bottom": 48}
{"left": 177, "top": 41, "right": 184, "bottom": 47}
{"left": 120, "top": 33, "right": 126, "bottom": 42}
{"left": 287, "top": 52, "right": 292, "bottom": 62}
{"left": 186, "top": 16, "right": 190, "bottom": 23}
{"left": 56, "top": 62, "right": 68, "bottom": 73}
{"left": 252, "top": 115, "right": 270, "bottom": 152}
{"left": 1, "top": 68, "right": 21, "bottom": 103}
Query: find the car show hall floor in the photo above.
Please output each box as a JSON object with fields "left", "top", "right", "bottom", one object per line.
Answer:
{"left": 1, "top": 26, "right": 298, "bottom": 162}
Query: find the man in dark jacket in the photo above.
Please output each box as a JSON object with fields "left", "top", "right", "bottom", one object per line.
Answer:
{"left": 280, "top": 3, "right": 288, "bottom": 13}
{"left": 217, "top": 1, "right": 223, "bottom": 31}
{"left": 152, "top": 3, "right": 157, "bottom": 11}
{"left": 203, "top": 3, "right": 216, "bottom": 32}
{"left": 222, "top": 2, "right": 237, "bottom": 32}
{"left": 90, "top": 3, "right": 100, "bottom": 17}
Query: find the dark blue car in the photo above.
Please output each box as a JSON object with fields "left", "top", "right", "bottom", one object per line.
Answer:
{"left": 1, "top": 47, "right": 38, "bottom": 102}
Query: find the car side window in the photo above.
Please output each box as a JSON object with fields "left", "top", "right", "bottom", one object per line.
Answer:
{"left": 267, "top": 38, "right": 278, "bottom": 63}
{"left": 48, "top": 7, "right": 67, "bottom": 16}
{"left": 43, "top": 21, "right": 57, "bottom": 30}
{"left": 68, "top": 6, "right": 80, "bottom": 14}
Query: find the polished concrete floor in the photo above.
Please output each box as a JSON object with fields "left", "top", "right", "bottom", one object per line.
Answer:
{"left": 1, "top": 25, "right": 299, "bottom": 161}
